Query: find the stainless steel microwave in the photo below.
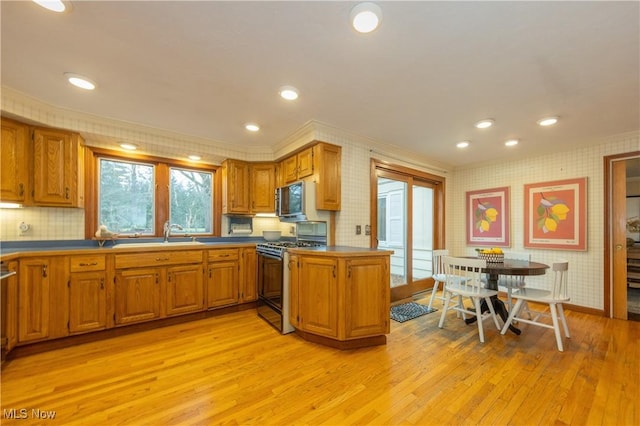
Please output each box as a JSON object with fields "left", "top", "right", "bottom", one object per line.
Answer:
{"left": 275, "top": 181, "right": 306, "bottom": 222}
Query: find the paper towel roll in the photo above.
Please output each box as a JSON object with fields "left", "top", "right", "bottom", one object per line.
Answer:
{"left": 230, "top": 229, "right": 252, "bottom": 235}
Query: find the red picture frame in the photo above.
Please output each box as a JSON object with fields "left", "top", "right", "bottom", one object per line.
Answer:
{"left": 524, "top": 177, "right": 587, "bottom": 251}
{"left": 466, "top": 186, "right": 510, "bottom": 247}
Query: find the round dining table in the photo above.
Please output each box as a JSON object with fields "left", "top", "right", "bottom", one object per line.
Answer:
{"left": 464, "top": 258, "right": 550, "bottom": 335}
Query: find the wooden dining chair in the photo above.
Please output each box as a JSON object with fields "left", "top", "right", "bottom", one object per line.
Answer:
{"left": 438, "top": 256, "right": 501, "bottom": 343}
{"left": 500, "top": 260, "right": 570, "bottom": 351}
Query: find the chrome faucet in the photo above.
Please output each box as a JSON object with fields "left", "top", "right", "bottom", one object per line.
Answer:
{"left": 163, "top": 221, "right": 183, "bottom": 242}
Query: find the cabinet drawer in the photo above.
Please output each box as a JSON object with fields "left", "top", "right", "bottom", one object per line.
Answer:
{"left": 70, "top": 255, "right": 106, "bottom": 272}
{"left": 208, "top": 249, "right": 239, "bottom": 262}
{"left": 115, "top": 250, "right": 203, "bottom": 269}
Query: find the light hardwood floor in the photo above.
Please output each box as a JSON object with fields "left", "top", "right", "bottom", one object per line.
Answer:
{"left": 1, "top": 296, "right": 639, "bottom": 425}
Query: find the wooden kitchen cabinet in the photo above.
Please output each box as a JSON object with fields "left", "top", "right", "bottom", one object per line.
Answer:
{"left": 206, "top": 248, "right": 240, "bottom": 308}
{"left": 0, "top": 118, "right": 85, "bottom": 207}
{"left": 114, "top": 250, "right": 203, "bottom": 325}
{"left": 68, "top": 254, "right": 107, "bottom": 334}
{"left": 296, "top": 256, "right": 339, "bottom": 338}
{"left": 0, "top": 118, "right": 29, "bottom": 203}
{"left": 343, "top": 257, "right": 390, "bottom": 338}
{"left": 221, "top": 159, "right": 251, "bottom": 214}
{"left": 240, "top": 247, "right": 257, "bottom": 303}
{"left": 314, "top": 142, "right": 341, "bottom": 211}
{"left": 114, "top": 267, "right": 161, "bottom": 325}
{"left": 282, "top": 146, "right": 314, "bottom": 184}
{"left": 18, "top": 258, "right": 51, "bottom": 342}
{"left": 32, "top": 127, "right": 85, "bottom": 207}
{"left": 166, "top": 264, "right": 204, "bottom": 316}
{"left": 250, "top": 163, "right": 276, "bottom": 213}
{"left": 2, "top": 261, "right": 19, "bottom": 355}
{"left": 290, "top": 249, "right": 391, "bottom": 346}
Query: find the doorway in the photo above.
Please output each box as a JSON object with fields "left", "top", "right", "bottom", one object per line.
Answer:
{"left": 604, "top": 152, "right": 640, "bottom": 320}
{"left": 371, "top": 160, "right": 445, "bottom": 302}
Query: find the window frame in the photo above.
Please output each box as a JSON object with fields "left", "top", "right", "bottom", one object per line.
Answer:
{"left": 84, "top": 147, "right": 221, "bottom": 239}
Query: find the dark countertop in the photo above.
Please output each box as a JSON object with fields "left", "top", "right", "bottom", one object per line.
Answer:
{"left": 0, "top": 237, "right": 279, "bottom": 259}
{"left": 288, "top": 246, "right": 394, "bottom": 257}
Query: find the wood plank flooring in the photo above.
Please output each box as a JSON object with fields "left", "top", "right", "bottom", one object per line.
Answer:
{"left": 1, "top": 296, "right": 639, "bottom": 425}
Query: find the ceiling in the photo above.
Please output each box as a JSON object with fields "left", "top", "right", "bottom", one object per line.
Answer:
{"left": 1, "top": 1, "right": 639, "bottom": 169}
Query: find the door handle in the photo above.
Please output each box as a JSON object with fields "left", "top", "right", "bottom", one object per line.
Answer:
{"left": 615, "top": 244, "right": 623, "bottom": 251}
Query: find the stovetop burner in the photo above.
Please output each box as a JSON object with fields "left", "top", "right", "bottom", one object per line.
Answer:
{"left": 256, "top": 240, "right": 326, "bottom": 258}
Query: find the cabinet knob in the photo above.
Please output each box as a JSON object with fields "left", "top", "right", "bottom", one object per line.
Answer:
{"left": 18, "top": 183, "right": 24, "bottom": 196}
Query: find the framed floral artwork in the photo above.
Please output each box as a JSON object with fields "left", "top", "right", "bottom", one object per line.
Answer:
{"left": 524, "top": 177, "right": 587, "bottom": 251}
{"left": 466, "top": 186, "right": 510, "bottom": 247}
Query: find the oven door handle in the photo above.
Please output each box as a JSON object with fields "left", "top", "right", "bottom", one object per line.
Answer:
{"left": 257, "top": 252, "right": 283, "bottom": 261}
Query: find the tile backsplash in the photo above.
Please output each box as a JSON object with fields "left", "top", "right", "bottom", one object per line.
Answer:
{"left": 0, "top": 207, "right": 85, "bottom": 241}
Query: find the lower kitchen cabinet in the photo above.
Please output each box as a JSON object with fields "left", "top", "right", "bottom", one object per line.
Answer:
{"left": 240, "top": 247, "right": 257, "bottom": 303}
{"left": 297, "top": 256, "right": 339, "bottom": 337}
{"left": 290, "top": 249, "right": 391, "bottom": 346}
{"left": 114, "top": 267, "right": 161, "bottom": 325}
{"left": 206, "top": 249, "right": 240, "bottom": 308}
{"left": 166, "top": 264, "right": 204, "bottom": 316}
{"left": 69, "top": 271, "right": 107, "bottom": 334}
{"left": 1, "top": 261, "right": 19, "bottom": 355}
{"left": 18, "top": 258, "right": 51, "bottom": 343}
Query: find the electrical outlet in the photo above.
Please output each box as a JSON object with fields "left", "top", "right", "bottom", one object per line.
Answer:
{"left": 365, "top": 225, "right": 371, "bottom": 235}
{"left": 290, "top": 226, "right": 296, "bottom": 235}
{"left": 356, "top": 225, "right": 361, "bottom": 235}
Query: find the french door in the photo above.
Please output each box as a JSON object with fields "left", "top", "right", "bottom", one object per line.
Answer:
{"left": 371, "top": 160, "right": 445, "bottom": 302}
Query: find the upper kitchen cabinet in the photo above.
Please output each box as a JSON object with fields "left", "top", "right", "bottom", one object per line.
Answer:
{"left": 281, "top": 146, "right": 314, "bottom": 184}
{"left": 313, "top": 143, "right": 341, "bottom": 211}
{"left": 278, "top": 142, "right": 342, "bottom": 211}
{"left": 0, "top": 118, "right": 85, "bottom": 207}
{"left": 221, "top": 159, "right": 251, "bottom": 214}
{"left": 32, "top": 127, "right": 85, "bottom": 207}
{"left": 250, "top": 163, "right": 276, "bottom": 213}
{"left": 222, "top": 159, "right": 277, "bottom": 214}
{"left": 0, "top": 118, "right": 29, "bottom": 203}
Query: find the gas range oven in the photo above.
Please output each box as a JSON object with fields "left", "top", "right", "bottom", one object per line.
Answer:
{"left": 256, "top": 221, "right": 327, "bottom": 334}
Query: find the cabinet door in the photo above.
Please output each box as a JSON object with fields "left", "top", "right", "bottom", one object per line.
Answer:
{"left": 206, "top": 261, "right": 239, "bottom": 308}
{"left": 282, "top": 156, "right": 298, "bottom": 184}
{"left": 240, "top": 248, "right": 257, "bottom": 303}
{"left": 250, "top": 163, "right": 276, "bottom": 213}
{"left": 3, "top": 261, "right": 19, "bottom": 351}
{"left": 344, "top": 257, "right": 390, "bottom": 338}
{"left": 114, "top": 268, "right": 161, "bottom": 325}
{"left": 222, "top": 160, "right": 250, "bottom": 214}
{"left": 18, "top": 258, "right": 50, "bottom": 342}
{"left": 299, "top": 256, "right": 338, "bottom": 337}
{"left": 296, "top": 147, "right": 314, "bottom": 179}
{"left": 69, "top": 271, "right": 107, "bottom": 334}
{"left": 315, "top": 143, "right": 341, "bottom": 211}
{"left": 32, "top": 128, "right": 77, "bottom": 206}
{"left": 288, "top": 254, "right": 299, "bottom": 328}
{"left": 166, "top": 264, "right": 204, "bottom": 316}
{"left": 0, "top": 118, "right": 29, "bottom": 203}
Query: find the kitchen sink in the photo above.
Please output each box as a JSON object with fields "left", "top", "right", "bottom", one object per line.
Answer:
{"left": 112, "top": 241, "right": 205, "bottom": 249}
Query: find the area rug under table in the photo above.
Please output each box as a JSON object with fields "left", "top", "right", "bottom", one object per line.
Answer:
{"left": 390, "top": 302, "right": 437, "bottom": 323}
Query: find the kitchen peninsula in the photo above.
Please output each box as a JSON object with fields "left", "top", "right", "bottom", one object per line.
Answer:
{"left": 288, "top": 246, "right": 393, "bottom": 349}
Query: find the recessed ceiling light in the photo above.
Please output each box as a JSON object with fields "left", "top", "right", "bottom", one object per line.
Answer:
{"left": 475, "top": 119, "right": 494, "bottom": 129}
{"left": 33, "top": 0, "right": 67, "bottom": 13}
{"left": 456, "top": 141, "right": 470, "bottom": 149}
{"left": 279, "top": 86, "right": 299, "bottom": 101}
{"left": 188, "top": 155, "right": 201, "bottom": 161}
{"left": 350, "top": 2, "right": 382, "bottom": 33}
{"left": 505, "top": 139, "right": 519, "bottom": 147}
{"left": 537, "top": 117, "right": 558, "bottom": 126}
{"left": 245, "top": 123, "right": 260, "bottom": 132}
{"left": 64, "top": 73, "right": 96, "bottom": 90}
{"left": 120, "top": 143, "right": 137, "bottom": 151}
